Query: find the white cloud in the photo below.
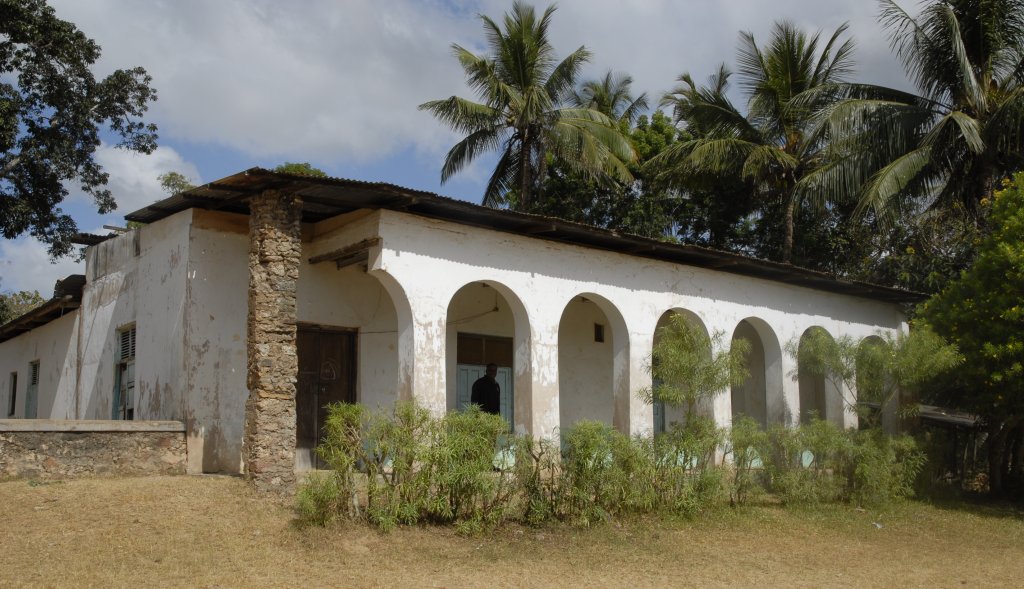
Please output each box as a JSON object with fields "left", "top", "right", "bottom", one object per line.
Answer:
{"left": 46, "top": 0, "right": 915, "bottom": 169}
{"left": 50, "top": 0, "right": 478, "bottom": 164}
{"left": 88, "top": 144, "right": 202, "bottom": 218}
{"left": 0, "top": 237, "right": 84, "bottom": 296}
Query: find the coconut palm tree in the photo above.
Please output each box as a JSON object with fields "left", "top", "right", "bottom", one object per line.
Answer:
{"left": 824, "top": 0, "right": 1024, "bottom": 224}
{"left": 572, "top": 70, "right": 649, "bottom": 129}
{"left": 419, "top": 2, "right": 635, "bottom": 209}
{"left": 657, "top": 21, "right": 856, "bottom": 263}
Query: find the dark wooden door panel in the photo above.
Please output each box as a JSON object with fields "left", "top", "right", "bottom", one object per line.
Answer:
{"left": 296, "top": 327, "right": 357, "bottom": 461}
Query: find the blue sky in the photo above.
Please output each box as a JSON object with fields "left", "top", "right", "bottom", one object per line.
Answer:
{"left": 1, "top": 0, "right": 913, "bottom": 295}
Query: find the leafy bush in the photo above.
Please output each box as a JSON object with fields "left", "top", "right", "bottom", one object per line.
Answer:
{"left": 727, "top": 416, "right": 768, "bottom": 505}
{"left": 764, "top": 419, "right": 849, "bottom": 504}
{"left": 296, "top": 402, "right": 929, "bottom": 530}
{"left": 845, "top": 429, "right": 925, "bottom": 506}
{"left": 652, "top": 417, "right": 725, "bottom": 513}
{"left": 295, "top": 471, "right": 348, "bottom": 527}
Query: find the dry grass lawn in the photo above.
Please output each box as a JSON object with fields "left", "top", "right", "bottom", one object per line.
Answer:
{"left": 1, "top": 475, "right": 1022, "bottom": 588}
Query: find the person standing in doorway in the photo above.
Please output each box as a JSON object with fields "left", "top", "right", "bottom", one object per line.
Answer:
{"left": 471, "top": 363, "right": 501, "bottom": 415}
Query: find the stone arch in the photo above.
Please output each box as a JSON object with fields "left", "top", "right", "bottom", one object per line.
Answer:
{"left": 445, "top": 280, "right": 531, "bottom": 432}
{"left": 730, "top": 317, "right": 785, "bottom": 428}
{"left": 797, "top": 326, "right": 844, "bottom": 426}
{"left": 652, "top": 308, "right": 712, "bottom": 433}
{"left": 558, "top": 292, "right": 630, "bottom": 433}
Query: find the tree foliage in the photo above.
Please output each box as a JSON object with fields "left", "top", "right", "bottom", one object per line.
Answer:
{"left": 825, "top": 0, "right": 1024, "bottom": 224}
{"left": 642, "top": 313, "right": 750, "bottom": 419}
{"left": 274, "top": 162, "right": 327, "bottom": 177}
{"left": 0, "top": 288, "right": 45, "bottom": 324}
{"left": 786, "top": 326, "right": 961, "bottom": 429}
{"left": 419, "top": 2, "right": 635, "bottom": 209}
{"left": 1, "top": 0, "right": 158, "bottom": 257}
{"left": 157, "top": 171, "right": 195, "bottom": 196}
{"left": 920, "top": 172, "right": 1024, "bottom": 495}
{"left": 657, "top": 22, "right": 856, "bottom": 263}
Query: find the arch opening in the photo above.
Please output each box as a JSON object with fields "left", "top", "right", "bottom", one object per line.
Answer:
{"left": 296, "top": 263, "right": 406, "bottom": 470}
{"left": 730, "top": 317, "right": 785, "bottom": 428}
{"left": 797, "top": 326, "right": 844, "bottom": 426}
{"left": 445, "top": 281, "right": 530, "bottom": 432}
{"left": 652, "top": 308, "right": 712, "bottom": 434}
{"left": 558, "top": 293, "right": 629, "bottom": 434}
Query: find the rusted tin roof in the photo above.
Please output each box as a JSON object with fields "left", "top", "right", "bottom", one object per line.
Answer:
{"left": 0, "top": 275, "right": 84, "bottom": 343}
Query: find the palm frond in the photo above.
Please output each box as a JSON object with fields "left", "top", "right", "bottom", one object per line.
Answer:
{"left": 856, "top": 145, "right": 933, "bottom": 222}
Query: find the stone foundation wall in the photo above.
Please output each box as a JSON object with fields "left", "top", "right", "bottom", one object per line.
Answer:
{"left": 0, "top": 420, "right": 186, "bottom": 479}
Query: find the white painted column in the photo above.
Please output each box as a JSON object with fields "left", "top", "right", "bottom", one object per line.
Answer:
{"left": 525, "top": 305, "right": 561, "bottom": 441}
{"left": 625, "top": 329, "right": 654, "bottom": 437}
{"left": 780, "top": 350, "right": 801, "bottom": 427}
{"left": 406, "top": 293, "right": 448, "bottom": 417}
{"left": 704, "top": 315, "right": 736, "bottom": 430}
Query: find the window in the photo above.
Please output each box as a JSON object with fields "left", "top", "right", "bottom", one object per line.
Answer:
{"left": 25, "top": 361, "right": 39, "bottom": 419}
{"left": 7, "top": 372, "right": 16, "bottom": 417}
{"left": 114, "top": 326, "right": 136, "bottom": 420}
{"left": 594, "top": 323, "right": 605, "bottom": 343}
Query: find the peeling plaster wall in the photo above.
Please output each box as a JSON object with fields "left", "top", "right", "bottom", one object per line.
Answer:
{"left": 374, "top": 209, "right": 906, "bottom": 440}
{"left": 302, "top": 211, "right": 399, "bottom": 411}
{"left": 76, "top": 213, "right": 191, "bottom": 424}
{"left": 185, "top": 210, "right": 249, "bottom": 473}
{"left": 0, "top": 312, "right": 78, "bottom": 419}
{"left": 3, "top": 200, "right": 910, "bottom": 474}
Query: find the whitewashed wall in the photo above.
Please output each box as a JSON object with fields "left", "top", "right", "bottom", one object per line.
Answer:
{"left": 0, "top": 312, "right": 78, "bottom": 419}
{"left": 373, "top": 209, "right": 906, "bottom": 441}
{"left": 2, "top": 201, "right": 906, "bottom": 473}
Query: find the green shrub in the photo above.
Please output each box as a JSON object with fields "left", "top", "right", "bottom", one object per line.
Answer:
{"left": 727, "top": 416, "right": 769, "bottom": 505}
{"left": 512, "top": 434, "right": 561, "bottom": 526}
{"left": 428, "top": 407, "right": 517, "bottom": 529}
{"left": 764, "top": 419, "right": 848, "bottom": 504}
{"left": 652, "top": 417, "right": 725, "bottom": 514}
{"left": 846, "top": 429, "right": 925, "bottom": 506}
{"left": 295, "top": 471, "right": 347, "bottom": 527}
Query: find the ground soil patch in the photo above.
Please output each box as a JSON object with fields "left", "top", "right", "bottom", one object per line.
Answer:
{"left": 1, "top": 475, "right": 1021, "bottom": 588}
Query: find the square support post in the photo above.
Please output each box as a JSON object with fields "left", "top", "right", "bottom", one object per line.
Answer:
{"left": 243, "top": 189, "right": 303, "bottom": 491}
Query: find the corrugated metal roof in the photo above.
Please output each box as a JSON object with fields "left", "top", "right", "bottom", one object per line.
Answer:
{"left": 124, "top": 167, "right": 924, "bottom": 304}
{"left": 0, "top": 275, "right": 84, "bottom": 343}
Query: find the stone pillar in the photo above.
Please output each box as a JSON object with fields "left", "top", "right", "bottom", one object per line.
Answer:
{"left": 243, "top": 189, "right": 303, "bottom": 491}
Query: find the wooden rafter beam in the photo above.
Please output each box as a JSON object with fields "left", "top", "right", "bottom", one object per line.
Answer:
{"left": 307, "top": 237, "right": 382, "bottom": 268}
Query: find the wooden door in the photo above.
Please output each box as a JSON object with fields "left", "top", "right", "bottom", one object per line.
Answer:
{"left": 296, "top": 327, "right": 357, "bottom": 467}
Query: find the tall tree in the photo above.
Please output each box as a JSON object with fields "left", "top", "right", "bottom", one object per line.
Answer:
{"left": 826, "top": 0, "right": 1024, "bottom": 225}
{"left": 571, "top": 70, "right": 649, "bottom": 129}
{"left": 1, "top": 0, "right": 158, "bottom": 257}
{"left": 157, "top": 171, "right": 195, "bottom": 196}
{"left": 920, "top": 173, "right": 1024, "bottom": 496}
{"left": 419, "top": 2, "right": 635, "bottom": 209}
{"left": 657, "top": 22, "right": 856, "bottom": 263}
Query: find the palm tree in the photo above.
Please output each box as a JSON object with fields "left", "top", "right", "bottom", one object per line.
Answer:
{"left": 657, "top": 21, "right": 855, "bottom": 263}
{"left": 825, "top": 0, "right": 1024, "bottom": 224}
{"left": 419, "top": 2, "right": 635, "bottom": 209}
{"left": 572, "top": 70, "right": 649, "bottom": 129}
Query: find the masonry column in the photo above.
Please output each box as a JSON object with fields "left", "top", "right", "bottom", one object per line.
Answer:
{"left": 243, "top": 189, "right": 303, "bottom": 491}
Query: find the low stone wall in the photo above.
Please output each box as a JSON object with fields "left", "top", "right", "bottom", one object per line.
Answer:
{"left": 0, "top": 420, "right": 187, "bottom": 479}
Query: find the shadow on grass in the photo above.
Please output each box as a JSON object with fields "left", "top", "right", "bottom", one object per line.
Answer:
{"left": 917, "top": 486, "right": 1024, "bottom": 521}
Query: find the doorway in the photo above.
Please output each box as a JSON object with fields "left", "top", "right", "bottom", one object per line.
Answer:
{"left": 455, "top": 333, "right": 513, "bottom": 428}
{"left": 296, "top": 325, "right": 357, "bottom": 469}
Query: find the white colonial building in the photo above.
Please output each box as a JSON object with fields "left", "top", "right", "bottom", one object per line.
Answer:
{"left": 0, "top": 169, "right": 914, "bottom": 486}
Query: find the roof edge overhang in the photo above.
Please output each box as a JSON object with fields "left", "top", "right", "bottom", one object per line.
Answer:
{"left": 123, "top": 168, "right": 925, "bottom": 305}
{"left": 0, "top": 275, "right": 85, "bottom": 344}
